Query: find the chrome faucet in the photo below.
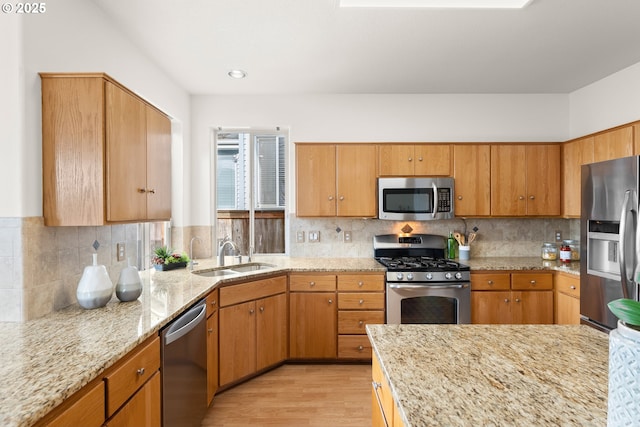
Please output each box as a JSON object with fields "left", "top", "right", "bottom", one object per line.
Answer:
{"left": 218, "top": 239, "right": 238, "bottom": 266}
{"left": 190, "top": 236, "right": 202, "bottom": 270}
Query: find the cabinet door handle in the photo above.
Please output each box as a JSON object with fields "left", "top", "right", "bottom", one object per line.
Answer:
{"left": 339, "top": 196, "right": 344, "bottom": 201}
{"left": 504, "top": 299, "right": 510, "bottom": 303}
{"left": 328, "top": 195, "right": 334, "bottom": 201}
{"left": 359, "top": 320, "right": 364, "bottom": 326}
{"left": 249, "top": 308, "right": 255, "bottom": 314}
{"left": 358, "top": 281, "right": 364, "bottom": 287}
{"left": 259, "top": 306, "right": 265, "bottom": 313}
{"left": 208, "top": 328, "right": 213, "bottom": 334}
{"left": 328, "top": 299, "right": 333, "bottom": 304}
{"left": 309, "top": 281, "right": 315, "bottom": 287}
{"left": 137, "top": 368, "right": 145, "bottom": 376}
{"left": 418, "top": 157, "right": 423, "bottom": 162}
{"left": 148, "top": 188, "right": 156, "bottom": 194}
{"left": 515, "top": 298, "right": 521, "bottom": 303}
{"left": 518, "top": 195, "right": 525, "bottom": 200}
{"left": 487, "top": 280, "right": 494, "bottom": 285}
{"left": 529, "top": 195, "right": 535, "bottom": 200}
{"left": 457, "top": 195, "right": 463, "bottom": 200}
{"left": 530, "top": 280, "right": 536, "bottom": 285}
{"left": 138, "top": 188, "right": 147, "bottom": 193}
{"left": 408, "top": 157, "right": 413, "bottom": 162}
{"left": 359, "top": 299, "right": 364, "bottom": 305}
{"left": 570, "top": 285, "right": 576, "bottom": 290}
{"left": 358, "top": 345, "right": 364, "bottom": 351}
{"left": 210, "top": 300, "right": 217, "bottom": 307}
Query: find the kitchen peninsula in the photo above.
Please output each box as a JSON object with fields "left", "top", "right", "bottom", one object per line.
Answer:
{"left": 368, "top": 324, "right": 608, "bottom": 426}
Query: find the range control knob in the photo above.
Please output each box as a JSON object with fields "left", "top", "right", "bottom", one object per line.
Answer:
{"left": 455, "top": 272, "right": 463, "bottom": 280}
{"left": 425, "top": 273, "right": 433, "bottom": 280}
{"left": 406, "top": 273, "right": 414, "bottom": 281}
{"left": 445, "top": 272, "right": 453, "bottom": 280}
{"left": 396, "top": 273, "right": 404, "bottom": 281}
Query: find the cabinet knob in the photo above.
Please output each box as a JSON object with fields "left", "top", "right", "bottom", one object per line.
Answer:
{"left": 249, "top": 308, "right": 255, "bottom": 314}
{"left": 358, "top": 281, "right": 364, "bottom": 287}
{"left": 208, "top": 328, "right": 213, "bottom": 334}
{"left": 210, "top": 300, "right": 217, "bottom": 306}
{"left": 457, "top": 195, "right": 463, "bottom": 200}
{"left": 339, "top": 196, "right": 344, "bottom": 201}
{"left": 137, "top": 368, "right": 145, "bottom": 376}
{"left": 487, "top": 280, "right": 494, "bottom": 285}
{"left": 328, "top": 195, "right": 334, "bottom": 201}
{"left": 518, "top": 195, "right": 525, "bottom": 200}
{"left": 260, "top": 306, "right": 265, "bottom": 313}
{"left": 418, "top": 157, "right": 423, "bottom": 162}
{"left": 515, "top": 298, "right": 521, "bottom": 303}
{"left": 359, "top": 299, "right": 364, "bottom": 305}
{"left": 408, "top": 157, "right": 413, "bottom": 162}
{"left": 358, "top": 345, "right": 364, "bottom": 351}
{"left": 138, "top": 188, "right": 147, "bottom": 193}
{"left": 148, "top": 189, "right": 156, "bottom": 194}
{"left": 309, "top": 281, "right": 315, "bottom": 287}
{"left": 359, "top": 320, "right": 364, "bottom": 326}
{"left": 504, "top": 298, "right": 510, "bottom": 303}
{"left": 328, "top": 299, "right": 333, "bottom": 304}
{"left": 570, "top": 285, "right": 576, "bottom": 290}
{"left": 529, "top": 195, "right": 535, "bottom": 200}
{"left": 530, "top": 280, "right": 536, "bottom": 285}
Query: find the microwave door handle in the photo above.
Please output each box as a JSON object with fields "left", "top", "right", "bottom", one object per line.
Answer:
{"left": 619, "top": 190, "right": 636, "bottom": 299}
{"left": 432, "top": 181, "right": 438, "bottom": 219}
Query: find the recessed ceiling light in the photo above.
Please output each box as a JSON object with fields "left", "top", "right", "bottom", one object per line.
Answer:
{"left": 228, "top": 70, "right": 247, "bottom": 79}
{"left": 340, "top": 0, "right": 534, "bottom": 8}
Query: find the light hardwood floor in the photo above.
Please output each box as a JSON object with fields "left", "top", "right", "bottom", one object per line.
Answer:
{"left": 202, "top": 364, "right": 372, "bottom": 427}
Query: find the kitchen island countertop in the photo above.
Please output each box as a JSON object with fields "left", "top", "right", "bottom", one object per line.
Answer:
{"left": 367, "top": 324, "right": 608, "bottom": 426}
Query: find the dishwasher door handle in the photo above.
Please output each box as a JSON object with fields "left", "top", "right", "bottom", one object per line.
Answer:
{"left": 164, "top": 301, "right": 207, "bottom": 346}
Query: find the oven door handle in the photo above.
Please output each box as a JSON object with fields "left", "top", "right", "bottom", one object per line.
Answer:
{"left": 389, "top": 283, "right": 470, "bottom": 290}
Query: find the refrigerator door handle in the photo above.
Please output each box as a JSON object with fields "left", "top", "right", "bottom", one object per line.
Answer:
{"left": 619, "top": 189, "right": 637, "bottom": 299}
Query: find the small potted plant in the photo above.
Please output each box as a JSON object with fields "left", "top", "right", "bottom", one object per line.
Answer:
{"left": 152, "top": 246, "right": 190, "bottom": 271}
{"left": 607, "top": 298, "right": 640, "bottom": 425}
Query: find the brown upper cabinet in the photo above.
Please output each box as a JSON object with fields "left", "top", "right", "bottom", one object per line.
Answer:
{"left": 40, "top": 73, "right": 172, "bottom": 226}
{"left": 296, "top": 144, "right": 377, "bottom": 217}
{"left": 453, "top": 144, "right": 491, "bottom": 216}
{"left": 593, "top": 125, "right": 634, "bottom": 163}
{"left": 378, "top": 144, "right": 451, "bottom": 176}
{"left": 490, "top": 144, "right": 560, "bottom": 216}
{"left": 561, "top": 136, "right": 594, "bottom": 217}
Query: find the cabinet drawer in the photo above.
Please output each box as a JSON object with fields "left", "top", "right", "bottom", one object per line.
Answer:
{"left": 105, "top": 337, "right": 160, "bottom": 417}
{"left": 338, "top": 292, "right": 385, "bottom": 310}
{"left": 470, "top": 273, "right": 510, "bottom": 291}
{"left": 206, "top": 288, "right": 219, "bottom": 318}
{"left": 338, "top": 311, "right": 385, "bottom": 334}
{"left": 555, "top": 273, "right": 580, "bottom": 297}
{"left": 46, "top": 381, "right": 105, "bottom": 427}
{"left": 289, "top": 274, "right": 336, "bottom": 291}
{"left": 512, "top": 273, "right": 553, "bottom": 290}
{"left": 220, "top": 275, "right": 286, "bottom": 307}
{"left": 338, "top": 335, "right": 372, "bottom": 359}
{"left": 337, "top": 274, "right": 384, "bottom": 291}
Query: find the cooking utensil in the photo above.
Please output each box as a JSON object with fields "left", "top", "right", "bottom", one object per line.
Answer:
{"left": 454, "top": 232, "right": 465, "bottom": 245}
{"left": 467, "top": 232, "right": 477, "bottom": 245}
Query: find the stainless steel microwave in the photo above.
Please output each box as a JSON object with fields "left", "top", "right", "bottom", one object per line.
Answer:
{"left": 378, "top": 177, "right": 455, "bottom": 220}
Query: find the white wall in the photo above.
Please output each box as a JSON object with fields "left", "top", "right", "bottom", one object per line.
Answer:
{"left": 0, "top": 16, "right": 25, "bottom": 217}
{"left": 11, "top": 0, "right": 191, "bottom": 224}
{"left": 190, "top": 93, "right": 569, "bottom": 224}
{"left": 569, "top": 61, "right": 640, "bottom": 139}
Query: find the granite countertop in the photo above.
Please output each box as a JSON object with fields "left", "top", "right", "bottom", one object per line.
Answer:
{"left": 0, "top": 256, "right": 384, "bottom": 427}
{"left": 367, "top": 324, "right": 608, "bottom": 427}
{"left": 464, "top": 256, "right": 581, "bottom": 276}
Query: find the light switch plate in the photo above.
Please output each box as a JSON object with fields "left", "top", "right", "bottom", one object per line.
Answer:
{"left": 117, "top": 242, "right": 126, "bottom": 261}
{"left": 309, "top": 231, "right": 320, "bottom": 243}
{"left": 344, "top": 230, "right": 352, "bottom": 243}
{"left": 296, "top": 231, "right": 305, "bottom": 243}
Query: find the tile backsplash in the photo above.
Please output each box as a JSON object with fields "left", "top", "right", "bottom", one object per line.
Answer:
{"left": 1, "top": 216, "right": 579, "bottom": 322}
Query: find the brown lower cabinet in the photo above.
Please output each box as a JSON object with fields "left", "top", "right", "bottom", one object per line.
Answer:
{"left": 206, "top": 288, "right": 219, "bottom": 404}
{"left": 554, "top": 272, "right": 581, "bottom": 324}
{"left": 372, "top": 352, "right": 405, "bottom": 427}
{"left": 471, "top": 272, "right": 553, "bottom": 324}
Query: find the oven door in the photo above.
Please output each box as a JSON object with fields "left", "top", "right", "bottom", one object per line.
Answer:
{"left": 386, "top": 282, "right": 470, "bottom": 324}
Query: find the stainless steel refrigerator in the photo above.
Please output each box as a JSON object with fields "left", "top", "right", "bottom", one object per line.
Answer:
{"left": 581, "top": 156, "right": 640, "bottom": 332}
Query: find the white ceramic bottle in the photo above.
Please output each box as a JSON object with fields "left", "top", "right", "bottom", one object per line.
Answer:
{"left": 76, "top": 253, "right": 113, "bottom": 309}
{"left": 116, "top": 259, "right": 143, "bottom": 302}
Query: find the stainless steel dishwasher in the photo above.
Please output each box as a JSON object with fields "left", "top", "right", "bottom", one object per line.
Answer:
{"left": 161, "top": 298, "right": 207, "bottom": 427}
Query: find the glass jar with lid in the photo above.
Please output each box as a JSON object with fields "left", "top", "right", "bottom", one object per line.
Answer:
{"left": 541, "top": 243, "right": 558, "bottom": 260}
{"left": 563, "top": 239, "right": 580, "bottom": 261}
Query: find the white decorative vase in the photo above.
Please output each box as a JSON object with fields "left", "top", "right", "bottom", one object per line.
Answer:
{"left": 116, "top": 260, "right": 142, "bottom": 302}
{"left": 76, "top": 253, "right": 113, "bottom": 309}
{"left": 608, "top": 320, "right": 640, "bottom": 426}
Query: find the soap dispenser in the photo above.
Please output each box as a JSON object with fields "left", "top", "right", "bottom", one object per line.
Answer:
{"left": 76, "top": 253, "right": 113, "bottom": 309}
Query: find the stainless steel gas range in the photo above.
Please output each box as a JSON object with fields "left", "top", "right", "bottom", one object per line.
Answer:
{"left": 374, "top": 234, "right": 471, "bottom": 324}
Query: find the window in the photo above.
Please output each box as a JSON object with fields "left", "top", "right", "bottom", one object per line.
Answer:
{"left": 215, "top": 129, "right": 287, "bottom": 255}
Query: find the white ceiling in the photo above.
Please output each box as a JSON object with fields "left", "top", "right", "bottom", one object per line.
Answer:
{"left": 92, "top": 0, "right": 640, "bottom": 95}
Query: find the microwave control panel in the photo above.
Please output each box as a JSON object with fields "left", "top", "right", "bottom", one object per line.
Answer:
{"left": 437, "top": 188, "right": 451, "bottom": 212}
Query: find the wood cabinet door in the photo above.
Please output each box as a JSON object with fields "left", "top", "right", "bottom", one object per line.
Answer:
{"left": 512, "top": 291, "right": 553, "bottom": 324}
{"left": 490, "top": 145, "right": 527, "bottom": 216}
{"left": 525, "top": 144, "right": 560, "bottom": 216}
{"left": 556, "top": 292, "right": 580, "bottom": 325}
{"left": 45, "top": 381, "right": 105, "bottom": 427}
{"left": 378, "top": 144, "right": 414, "bottom": 176}
{"left": 105, "top": 372, "right": 161, "bottom": 427}
{"left": 296, "top": 144, "right": 336, "bottom": 216}
{"left": 414, "top": 144, "right": 451, "bottom": 176}
{"left": 289, "top": 292, "right": 337, "bottom": 359}
{"left": 206, "top": 310, "right": 218, "bottom": 405}
{"left": 256, "top": 293, "right": 287, "bottom": 371}
{"left": 219, "top": 301, "right": 256, "bottom": 386}
{"left": 594, "top": 125, "right": 634, "bottom": 162}
{"left": 453, "top": 144, "right": 491, "bottom": 216}
{"left": 336, "top": 145, "right": 377, "bottom": 217}
{"left": 562, "top": 137, "right": 594, "bottom": 217}
{"left": 145, "top": 106, "right": 172, "bottom": 220}
{"left": 105, "top": 81, "right": 147, "bottom": 222}
{"left": 471, "top": 291, "right": 511, "bottom": 324}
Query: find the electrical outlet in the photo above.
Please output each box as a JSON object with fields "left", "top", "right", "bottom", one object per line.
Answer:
{"left": 555, "top": 230, "right": 562, "bottom": 242}
{"left": 309, "top": 231, "right": 320, "bottom": 243}
{"left": 296, "top": 231, "right": 305, "bottom": 243}
{"left": 117, "top": 242, "right": 126, "bottom": 261}
{"left": 344, "top": 230, "right": 352, "bottom": 243}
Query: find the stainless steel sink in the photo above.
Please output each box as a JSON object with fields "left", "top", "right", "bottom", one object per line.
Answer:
{"left": 192, "top": 263, "right": 275, "bottom": 278}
